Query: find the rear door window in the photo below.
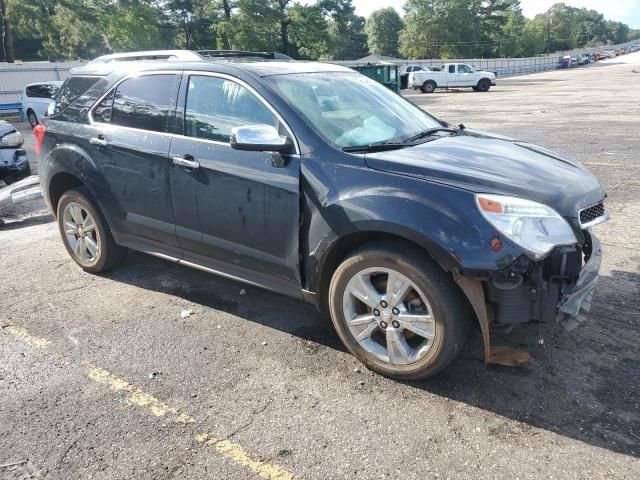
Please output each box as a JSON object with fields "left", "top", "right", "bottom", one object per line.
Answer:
{"left": 110, "top": 74, "right": 179, "bottom": 133}
{"left": 54, "top": 77, "right": 100, "bottom": 113}
{"left": 26, "top": 84, "right": 57, "bottom": 98}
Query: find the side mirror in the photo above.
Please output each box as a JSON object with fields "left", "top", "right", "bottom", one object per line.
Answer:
{"left": 230, "top": 124, "right": 292, "bottom": 153}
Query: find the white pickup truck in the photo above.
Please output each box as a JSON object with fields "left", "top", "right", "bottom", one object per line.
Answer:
{"left": 408, "top": 63, "right": 496, "bottom": 93}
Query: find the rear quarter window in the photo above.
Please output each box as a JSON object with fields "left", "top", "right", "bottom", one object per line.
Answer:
{"left": 54, "top": 77, "right": 101, "bottom": 114}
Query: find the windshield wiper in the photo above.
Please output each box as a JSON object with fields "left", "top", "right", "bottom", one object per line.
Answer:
{"left": 341, "top": 142, "right": 413, "bottom": 153}
{"left": 403, "top": 127, "right": 460, "bottom": 143}
{"left": 341, "top": 125, "right": 464, "bottom": 153}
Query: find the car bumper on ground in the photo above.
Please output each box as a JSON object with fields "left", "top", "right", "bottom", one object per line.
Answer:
{"left": 0, "top": 149, "right": 30, "bottom": 181}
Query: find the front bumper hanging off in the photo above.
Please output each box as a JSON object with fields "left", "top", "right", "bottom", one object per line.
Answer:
{"left": 455, "top": 231, "right": 603, "bottom": 366}
{"left": 556, "top": 233, "right": 602, "bottom": 330}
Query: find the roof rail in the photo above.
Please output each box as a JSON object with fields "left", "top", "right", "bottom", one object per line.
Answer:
{"left": 87, "top": 50, "right": 203, "bottom": 65}
{"left": 196, "top": 50, "right": 293, "bottom": 60}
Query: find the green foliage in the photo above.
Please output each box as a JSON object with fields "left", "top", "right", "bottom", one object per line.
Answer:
{"left": 103, "top": 1, "right": 165, "bottom": 51}
{"left": 1, "top": 0, "right": 637, "bottom": 62}
{"left": 365, "top": 7, "right": 403, "bottom": 57}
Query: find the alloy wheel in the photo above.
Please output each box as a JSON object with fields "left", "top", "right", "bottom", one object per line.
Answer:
{"left": 342, "top": 267, "right": 436, "bottom": 365}
{"left": 62, "top": 202, "right": 100, "bottom": 265}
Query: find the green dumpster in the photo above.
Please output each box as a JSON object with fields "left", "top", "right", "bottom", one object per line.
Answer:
{"left": 351, "top": 64, "right": 400, "bottom": 93}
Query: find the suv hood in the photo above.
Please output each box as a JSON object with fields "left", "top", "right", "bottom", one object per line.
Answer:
{"left": 364, "top": 130, "right": 604, "bottom": 217}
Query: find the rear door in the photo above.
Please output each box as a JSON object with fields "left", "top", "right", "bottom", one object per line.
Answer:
{"left": 88, "top": 73, "right": 182, "bottom": 254}
{"left": 168, "top": 72, "right": 301, "bottom": 293}
{"left": 445, "top": 64, "right": 457, "bottom": 86}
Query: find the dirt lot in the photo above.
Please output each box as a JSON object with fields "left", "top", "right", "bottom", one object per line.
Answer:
{"left": 1, "top": 53, "right": 639, "bottom": 479}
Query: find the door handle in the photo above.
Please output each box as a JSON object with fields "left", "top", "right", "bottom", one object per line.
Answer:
{"left": 172, "top": 155, "right": 200, "bottom": 170}
{"left": 90, "top": 136, "right": 108, "bottom": 147}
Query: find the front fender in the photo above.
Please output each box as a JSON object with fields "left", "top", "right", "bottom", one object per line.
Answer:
{"left": 301, "top": 155, "right": 523, "bottom": 293}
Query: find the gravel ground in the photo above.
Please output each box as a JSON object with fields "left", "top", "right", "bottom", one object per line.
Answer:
{"left": 1, "top": 53, "right": 639, "bottom": 479}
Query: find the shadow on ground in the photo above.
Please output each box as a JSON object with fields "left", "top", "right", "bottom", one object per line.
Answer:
{"left": 93, "top": 248, "right": 640, "bottom": 459}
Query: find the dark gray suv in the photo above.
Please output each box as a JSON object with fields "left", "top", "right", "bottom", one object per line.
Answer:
{"left": 40, "top": 53, "right": 607, "bottom": 379}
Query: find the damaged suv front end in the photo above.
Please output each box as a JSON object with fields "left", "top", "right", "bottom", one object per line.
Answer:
{"left": 361, "top": 130, "right": 608, "bottom": 365}
{"left": 473, "top": 194, "right": 606, "bottom": 364}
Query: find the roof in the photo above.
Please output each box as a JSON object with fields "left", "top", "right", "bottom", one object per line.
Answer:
{"left": 25, "top": 80, "right": 63, "bottom": 87}
{"left": 69, "top": 59, "right": 354, "bottom": 78}
{"left": 88, "top": 50, "right": 203, "bottom": 65}
{"left": 356, "top": 54, "right": 402, "bottom": 64}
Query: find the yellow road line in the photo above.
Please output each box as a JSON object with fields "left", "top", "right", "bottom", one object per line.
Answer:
{"left": 196, "top": 434, "right": 294, "bottom": 480}
{"left": 4, "top": 325, "right": 51, "bottom": 349}
{"left": 3, "top": 324, "right": 296, "bottom": 479}
{"left": 86, "top": 366, "right": 195, "bottom": 424}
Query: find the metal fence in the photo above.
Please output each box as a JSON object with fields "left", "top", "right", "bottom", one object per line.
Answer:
{"left": 0, "top": 61, "right": 85, "bottom": 104}
{"left": 1, "top": 39, "right": 638, "bottom": 105}
{"left": 333, "top": 40, "right": 639, "bottom": 77}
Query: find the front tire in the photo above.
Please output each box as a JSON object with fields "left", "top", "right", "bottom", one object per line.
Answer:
{"left": 476, "top": 79, "right": 491, "bottom": 92}
{"left": 57, "top": 188, "right": 127, "bottom": 273}
{"left": 328, "top": 242, "right": 471, "bottom": 380}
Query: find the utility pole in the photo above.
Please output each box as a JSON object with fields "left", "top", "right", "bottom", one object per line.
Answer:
{"left": 546, "top": 15, "right": 551, "bottom": 53}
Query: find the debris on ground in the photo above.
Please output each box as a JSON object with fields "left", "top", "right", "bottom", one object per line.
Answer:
{"left": 181, "top": 309, "right": 193, "bottom": 319}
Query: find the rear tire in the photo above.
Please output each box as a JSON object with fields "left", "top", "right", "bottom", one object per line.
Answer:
{"left": 421, "top": 80, "right": 436, "bottom": 94}
{"left": 476, "top": 79, "right": 491, "bottom": 92}
{"left": 328, "top": 241, "right": 471, "bottom": 380}
{"left": 57, "top": 187, "right": 127, "bottom": 273}
{"left": 27, "top": 109, "right": 38, "bottom": 128}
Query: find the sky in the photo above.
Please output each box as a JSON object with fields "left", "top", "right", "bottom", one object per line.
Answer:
{"left": 347, "top": 0, "right": 640, "bottom": 29}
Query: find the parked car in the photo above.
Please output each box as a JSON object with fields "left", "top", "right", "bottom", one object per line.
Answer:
{"left": 40, "top": 53, "right": 607, "bottom": 379}
{"left": 408, "top": 63, "right": 496, "bottom": 93}
{"left": 0, "top": 120, "right": 30, "bottom": 184}
{"left": 401, "top": 65, "right": 426, "bottom": 75}
{"left": 576, "top": 54, "right": 591, "bottom": 65}
{"left": 21, "top": 81, "right": 62, "bottom": 127}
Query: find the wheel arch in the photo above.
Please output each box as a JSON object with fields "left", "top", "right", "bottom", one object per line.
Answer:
{"left": 312, "top": 227, "right": 459, "bottom": 312}
{"left": 48, "top": 171, "right": 84, "bottom": 216}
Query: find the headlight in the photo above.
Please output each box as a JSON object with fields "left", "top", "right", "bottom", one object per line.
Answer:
{"left": 0, "top": 131, "right": 24, "bottom": 148}
{"left": 476, "top": 194, "right": 577, "bottom": 259}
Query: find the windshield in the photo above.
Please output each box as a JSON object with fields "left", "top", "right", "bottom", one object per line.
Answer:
{"left": 265, "top": 72, "right": 442, "bottom": 148}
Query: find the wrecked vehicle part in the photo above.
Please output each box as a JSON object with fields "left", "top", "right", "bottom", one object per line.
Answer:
{"left": 556, "top": 232, "right": 602, "bottom": 330}
{"left": 455, "top": 230, "right": 602, "bottom": 365}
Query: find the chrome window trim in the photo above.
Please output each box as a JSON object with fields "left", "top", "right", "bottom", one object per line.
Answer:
{"left": 88, "top": 69, "right": 301, "bottom": 155}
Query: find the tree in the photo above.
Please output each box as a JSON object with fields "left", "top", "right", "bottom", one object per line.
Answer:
{"left": 228, "top": 0, "right": 293, "bottom": 55}
{"left": 365, "top": 7, "right": 403, "bottom": 57}
{"left": 103, "top": 1, "right": 165, "bottom": 51}
{"left": 288, "top": 3, "right": 329, "bottom": 59}
{"left": 320, "top": 0, "right": 367, "bottom": 59}
{"left": 0, "top": 0, "right": 15, "bottom": 62}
